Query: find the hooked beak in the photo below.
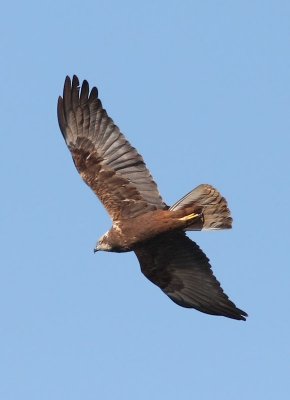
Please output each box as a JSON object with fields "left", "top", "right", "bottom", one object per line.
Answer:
{"left": 94, "top": 242, "right": 101, "bottom": 253}
{"left": 94, "top": 245, "right": 100, "bottom": 254}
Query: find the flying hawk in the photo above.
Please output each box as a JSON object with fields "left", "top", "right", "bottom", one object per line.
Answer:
{"left": 57, "top": 75, "right": 247, "bottom": 321}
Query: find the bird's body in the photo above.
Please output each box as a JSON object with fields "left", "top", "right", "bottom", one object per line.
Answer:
{"left": 98, "top": 207, "right": 203, "bottom": 252}
{"left": 57, "top": 75, "right": 247, "bottom": 321}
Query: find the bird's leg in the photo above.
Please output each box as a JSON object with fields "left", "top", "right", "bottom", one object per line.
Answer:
{"left": 179, "top": 212, "right": 200, "bottom": 222}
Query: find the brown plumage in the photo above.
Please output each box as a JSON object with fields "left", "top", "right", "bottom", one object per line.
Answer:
{"left": 57, "top": 75, "right": 247, "bottom": 321}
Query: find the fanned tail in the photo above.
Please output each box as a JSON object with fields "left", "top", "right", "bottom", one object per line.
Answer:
{"left": 169, "top": 184, "right": 232, "bottom": 230}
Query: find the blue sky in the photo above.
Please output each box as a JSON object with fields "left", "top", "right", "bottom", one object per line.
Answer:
{"left": 1, "top": 1, "right": 289, "bottom": 399}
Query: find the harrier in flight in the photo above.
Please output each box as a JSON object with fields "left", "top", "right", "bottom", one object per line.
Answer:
{"left": 57, "top": 76, "right": 247, "bottom": 320}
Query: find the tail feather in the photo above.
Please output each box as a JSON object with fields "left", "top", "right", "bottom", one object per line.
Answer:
{"left": 169, "top": 184, "right": 232, "bottom": 230}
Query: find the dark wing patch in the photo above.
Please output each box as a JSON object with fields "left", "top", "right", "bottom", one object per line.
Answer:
{"left": 135, "top": 232, "right": 247, "bottom": 320}
{"left": 57, "top": 75, "right": 166, "bottom": 220}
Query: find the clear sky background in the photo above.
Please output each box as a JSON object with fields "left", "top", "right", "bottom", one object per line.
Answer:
{"left": 1, "top": 1, "right": 289, "bottom": 399}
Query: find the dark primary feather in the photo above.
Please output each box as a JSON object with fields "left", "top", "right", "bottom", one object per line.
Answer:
{"left": 57, "top": 75, "right": 166, "bottom": 221}
{"left": 135, "top": 231, "right": 247, "bottom": 320}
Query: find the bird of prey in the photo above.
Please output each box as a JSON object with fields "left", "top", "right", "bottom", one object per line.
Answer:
{"left": 57, "top": 75, "right": 247, "bottom": 321}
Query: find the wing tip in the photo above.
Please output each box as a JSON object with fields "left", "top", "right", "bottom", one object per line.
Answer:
{"left": 64, "top": 75, "right": 72, "bottom": 93}
{"left": 57, "top": 95, "right": 66, "bottom": 139}
{"left": 72, "top": 74, "right": 80, "bottom": 88}
{"left": 237, "top": 309, "right": 248, "bottom": 321}
{"left": 227, "top": 309, "right": 248, "bottom": 321}
{"left": 89, "top": 85, "right": 98, "bottom": 100}
{"left": 62, "top": 75, "right": 99, "bottom": 104}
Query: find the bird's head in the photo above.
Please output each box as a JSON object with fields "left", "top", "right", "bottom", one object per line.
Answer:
{"left": 94, "top": 232, "right": 113, "bottom": 253}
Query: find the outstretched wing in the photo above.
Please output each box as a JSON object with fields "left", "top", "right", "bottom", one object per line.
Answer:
{"left": 57, "top": 75, "right": 166, "bottom": 221}
{"left": 134, "top": 232, "right": 247, "bottom": 320}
